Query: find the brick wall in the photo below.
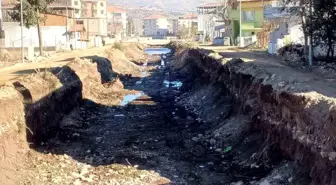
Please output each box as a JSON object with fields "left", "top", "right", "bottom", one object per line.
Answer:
{"left": 41, "top": 13, "right": 73, "bottom": 27}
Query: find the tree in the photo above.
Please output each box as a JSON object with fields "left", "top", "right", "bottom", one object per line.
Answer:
{"left": 218, "top": 0, "right": 238, "bottom": 45}
{"left": 281, "top": 0, "right": 315, "bottom": 60}
{"left": 178, "top": 24, "right": 197, "bottom": 40}
{"left": 11, "top": 0, "right": 54, "bottom": 55}
{"left": 203, "top": 14, "right": 216, "bottom": 42}
{"left": 178, "top": 25, "right": 189, "bottom": 39}
{"left": 282, "top": 0, "right": 336, "bottom": 60}
{"left": 309, "top": 0, "right": 336, "bottom": 59}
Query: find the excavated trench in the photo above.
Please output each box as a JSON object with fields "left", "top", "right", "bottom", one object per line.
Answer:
{"left": 32, "top": 47, "right": 312, "bottom": 185}
{"left": 1, "top": 46, "right": 323, "bottom": 184}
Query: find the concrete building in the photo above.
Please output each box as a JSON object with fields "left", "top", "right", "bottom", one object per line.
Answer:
{"left": 143, "top": 14, "right": 169, "bottom": 37}
{"left": 226, "top": 0, "right": 272, "bottom": 46}
{"left": 133, "top": 18, "right": 144, "bottom": 36}
{"left": 168, "top": 17, "right": 178, "bottom": 35}
{"left": 2, "top": 0, "right": 19, "bottom": 22}
{"left": 107, "top": 5, "right": 127, "bottom": 39}
{"left": 264, "top": 1, "right": 302, "bottom": 54}
{"left": 81, "top": 0, "right": 106, "bottom": 18}
{"left": 49, "top": 0, "right": 82, "bottom": 18}
{"left": 80, "top": 0, "right": 108, "bottom": 37}
{"left": 178, "top": 13, "right": 197, "bottom": 30}
{"left": 196, "top": 2, "right": 223, "bottom": 41}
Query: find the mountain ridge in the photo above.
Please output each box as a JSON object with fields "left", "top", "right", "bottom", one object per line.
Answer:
{"left": 109, "top": 0, "right": 213, "bottom": 12}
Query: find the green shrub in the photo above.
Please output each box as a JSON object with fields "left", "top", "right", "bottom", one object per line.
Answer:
{"left": 113, "top": 42, "right": 124, "bottom": 51}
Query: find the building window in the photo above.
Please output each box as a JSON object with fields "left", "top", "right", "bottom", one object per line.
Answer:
{"left": 75, "top": 9, "right": 79, "bottom": 14}
{"left": 76, "top": 20, "right": 83, "bottom": 24}
{"left": 100, "top": 2, "right": 104, "bottom": 7}
{"left": 243, "top": 11, "right": 255, "bottom": 21}
{"left": 74, "top": 1, "right": 78, "bottom": 5}
{"left": 101, "top": 10, "right": 104, "bottom": 14}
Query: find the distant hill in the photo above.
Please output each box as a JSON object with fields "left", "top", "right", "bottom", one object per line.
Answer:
{"left": 109, "top": 0, "right": 213, "bottom": 12}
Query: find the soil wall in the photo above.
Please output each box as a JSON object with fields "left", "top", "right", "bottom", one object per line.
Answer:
{"left": 174, "top": 49, "right": 336, "bottom": 185}
{"left": 0, "top": 59, "right": 101, "bottom": 184}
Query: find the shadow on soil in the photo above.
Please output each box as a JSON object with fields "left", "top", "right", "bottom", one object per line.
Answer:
{"left": 11, "top": 53, "right": 311, "bottom": 184}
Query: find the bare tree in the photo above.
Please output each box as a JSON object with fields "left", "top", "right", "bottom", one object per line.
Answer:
{"left": 281, "top": 0, "right": 310, "bottom": 58}
{"left": 218, "top": 0, "right": 238, "bottom": 45}
{"left": 203, "top": 14, "right": 216, "bottom": 42}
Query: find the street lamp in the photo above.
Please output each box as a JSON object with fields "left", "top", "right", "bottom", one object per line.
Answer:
{"left": 239, "top": 0, "right": 242, "bottom": 47}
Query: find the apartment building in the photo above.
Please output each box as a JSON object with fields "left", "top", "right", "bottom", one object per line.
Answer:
{"left": 81, "top": 0, "right": 106, "bottom": 18}
{"left": 178, "top": 13, "right": 197, "bottom": 30}
{"left": 78, "top": 0, "right": 107, "bottom": 37}
{"left": 143, "top": 14, "right": 169, "bottom": 37}
{"left": 49, "top": 0, "right": 82, "bottom": 18}
{"left": 133, "top": 18, "right": 144, "bottom": 36}
{"left": 168, "top": 17, "right": 178, "bottom": 35}
{"left": 107, "top": 5, "right": 127, "bottom": 38}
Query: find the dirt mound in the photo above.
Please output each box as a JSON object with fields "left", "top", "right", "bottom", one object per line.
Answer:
{"left": 123, "top": 43, "right": 148, "bottom": 62}
{"left": 0, "top": 84, "right": 28, "bottom": 185}
{"left": 105, "top": 47, "right": 141, "bottom": 76}
{"left": 0, "top": 55, "right": 131, "bottom": 184}
{"left": 103, "top": 77, "right": 124, "bottom": 90}
{"left": 0, "top": 48, "right": 17, "bottom": 68}
{"left": 0, "top": 48, "right": 14, "bottom": 61}
{"left": 166, "top": 41, "right": 198, "bottom": 53}
{"left": 60, "top": 58, "right": 126, "bottom": 106}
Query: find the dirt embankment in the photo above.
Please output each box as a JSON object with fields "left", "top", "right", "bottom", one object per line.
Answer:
{"left": 0, "top": 45, "right": 148, "bottom": 184}
{"left": 173, "top": 49, "right": 336, "bottom": 185}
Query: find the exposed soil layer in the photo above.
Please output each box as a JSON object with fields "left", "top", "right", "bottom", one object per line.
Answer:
{"left": 2, "top": 46, "right": 333, "bottom": 185}
{"left": 22, "top": 48, "right": 309, "bottom": 185}
{"left": 173, "top": 49, "right": 336, "bottom": 185}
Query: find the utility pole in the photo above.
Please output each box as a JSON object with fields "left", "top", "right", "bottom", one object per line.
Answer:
{"left": 0, "top": 0, "right": 2, "bottom": 39}
{"left": 308, "top": 0, "right": 313, "bottom": 66}
{"left": 66, "top": 3, "right": 69, "bottom": 43}
{"left": 20, "top": 0, "right": 24, "bottom": 63}
{"left": 239, "top": 0, "right": 242, "bottom": 47}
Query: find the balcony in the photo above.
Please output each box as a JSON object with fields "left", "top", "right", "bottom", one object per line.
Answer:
{"left": 241, "top": 22, "right": 263, "bottom": 30}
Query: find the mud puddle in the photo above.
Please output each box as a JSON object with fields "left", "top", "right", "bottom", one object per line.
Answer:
{"left": 120, "top": 92, "right": 145, "bottom": 106}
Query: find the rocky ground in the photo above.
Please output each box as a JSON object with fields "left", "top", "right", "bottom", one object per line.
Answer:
{"left": 23, "top": 55, "right": 234, "bottom": 185}
{"left": 11, "top": 46, "right": 313, "bottom": 185}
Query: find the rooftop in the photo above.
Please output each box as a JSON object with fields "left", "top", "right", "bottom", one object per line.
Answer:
{"left": 49, "top": 0, "right": 73, "bottom": 8}
{"left": 197, "top": 2, "right": 222, "bottom": 8}
{"left": 197, "top": 0, "right": 272, "bottom": 8}
{"left": 179, "top": 13, "right": 197, "bottom": 19}
{"left": 143, "top": 14, "right": 167, "bottom": 20}
{"left": 107, "top": 5, "right": 127, "bottom": 13}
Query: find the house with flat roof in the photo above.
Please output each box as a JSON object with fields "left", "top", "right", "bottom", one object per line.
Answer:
{"left": 143, "top": 14, "right": 169, "bottom": 38}
{"left": 107, "top": 5, "right": 127, "bottom": 39}
{"left": 226, "top": 0, "right": 272, "bottom": 46}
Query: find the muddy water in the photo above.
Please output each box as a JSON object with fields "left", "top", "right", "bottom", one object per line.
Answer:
{"left": 120, "top": 48, "right": 171, "bottom": 105}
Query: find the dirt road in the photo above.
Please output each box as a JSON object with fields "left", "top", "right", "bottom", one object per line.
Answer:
{"left": 200, "top": 46, "right": 336, "bottom": 98}
{"left": 0, "top": 46, "right": 110, "bottom": 85}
